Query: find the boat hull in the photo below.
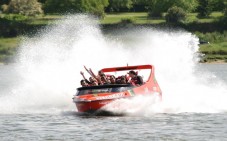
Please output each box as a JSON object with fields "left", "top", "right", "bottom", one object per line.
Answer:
{"left": 75, "top": 99, "right": 115, "bottom": 113}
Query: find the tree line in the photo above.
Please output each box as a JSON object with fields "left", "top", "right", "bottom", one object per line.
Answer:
{"left": 0, "top": 0, "right": 226, "bottom": 19}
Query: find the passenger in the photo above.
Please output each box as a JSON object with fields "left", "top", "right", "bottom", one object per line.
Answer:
{"left": 98, "top": 70, "right": 111, "bottom": 79}
{"left": 115, "top": 76, "right": 126, "bottom": 84}
{"left": 88, "top": 77, "right": 99, "bottom": 86}
{"left": 128, "top": 70, "right": 143, "bottom": 86}
{"left": 80, "top": 79, "right": 89, "bottom": 87}
{"left": 83, "top": 66, "right": 101, "bottom": 84}
{"left": 91, "top": 80, "right": 99, "bottom": 86}
{"left": 80, "top": 71, "right": 92, "bottom": 85}
{"left": 87, "top": 77, "right": 96, "bottom": 84}
{"left": 115, "top": 77, "right": 121, "bottom": 84}
{"left": 98, "top": 70, "right": 105, "bottom": 76}
{"left": 120, "top": 75, "right": 127, "bottom": 84}
{"left": 109, "top": 75, "right": 116, "bottom": 84}
{"left": 86, "top": 68, "right": 103, "bottom": 85}
{"left": 89, "top": 77, "right": 95, "bottom": 82}
{"left": 100, "top": 75, "right": 111, "bottom": 85}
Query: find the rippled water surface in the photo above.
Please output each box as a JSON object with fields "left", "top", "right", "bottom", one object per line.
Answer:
{"left": 1, "top": 113, "right": 227, "bottom": 140}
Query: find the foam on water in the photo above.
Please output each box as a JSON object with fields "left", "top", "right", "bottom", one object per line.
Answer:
{"left": 0, "top": 14, "right": 227, "bottom": 114}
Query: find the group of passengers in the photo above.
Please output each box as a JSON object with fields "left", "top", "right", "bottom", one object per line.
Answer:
{"left": 80, "top": 66, "right": 143, "bottom": 87}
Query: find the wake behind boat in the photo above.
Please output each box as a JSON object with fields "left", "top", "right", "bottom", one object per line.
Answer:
{"left": 72, "top": 64, "right": 162, "bottom": 114}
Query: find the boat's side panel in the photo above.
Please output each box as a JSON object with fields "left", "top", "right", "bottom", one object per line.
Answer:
{"left": 75, "top": 99, "right": 114, "bottom": 112}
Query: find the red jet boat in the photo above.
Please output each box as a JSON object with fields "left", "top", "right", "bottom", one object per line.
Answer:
{"left": 73, "top": 64, "right": 162, "bottom": 114}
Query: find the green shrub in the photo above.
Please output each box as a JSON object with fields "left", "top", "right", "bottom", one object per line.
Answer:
{"left": 4, "top": 0, "right": 43, "bottom": 16}
{"left": 221, "top": 8, "right": 227, "bottom": 27}
{"left": 3, "top": 14, "right": 28, "bottom": 21}
{"left": 165, "top": 6, "right": 186, "bottom": 23}
{"left": 120, "top": 18, "right": 134, "bottom": 24}
{"left": 197, "top": 0, "right": 212, "bottom": 18}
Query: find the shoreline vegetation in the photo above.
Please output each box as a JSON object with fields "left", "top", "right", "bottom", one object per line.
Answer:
{"left": 0, "top": 12, "right": 227, "bottom": 64}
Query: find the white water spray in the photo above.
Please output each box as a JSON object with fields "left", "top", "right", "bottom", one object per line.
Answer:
{"left": 0, "top": 14, "right": 227, "bottom": 114}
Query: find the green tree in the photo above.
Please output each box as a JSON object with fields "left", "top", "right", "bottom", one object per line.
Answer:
{"left": 0, "top": 0, "right": 10, "bottom": 5}
{"left": 197, "top": 0, "right": 212, "bottom": 17}
{"left": 38, "top": 0, "right": 47, "bottom": 3}
{"left": 44, "top": 0, "right": 82, "bottom": 13}
{"left": 225, "top": 7, "right": 227, "bottom": 17}
{"left": 148, "top": 0, "right": 169, "bottom": 17}
{"left": 147, "top": 0, "right": 197, "bottom": 17}
{"left": 4, "top": 0, "right": 43, "bottom": 16}
{"left": 221, "top": 5, "right": 227, "bottom": 28}
{"left": 165, "top": 6, "right": 186, "bottom": 23}
{"left": 176, "top": 0, "right": 198, "bottom": 12}
{"left": 44, "top": 0, "right": 108, "bottom": 18}
{"left": 108, "top": 0, "right": 133, "bottom": 12}
{"left": 210, "top": 0, "right": 225, "bottom": 11}
{"left": 131, "top": 0, "right": 149, "bottom": 12}
{"left": 81, "top": 0, "right": 108, "bottom": 18}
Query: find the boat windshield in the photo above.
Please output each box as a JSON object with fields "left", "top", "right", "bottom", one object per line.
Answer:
{"left": 76, "top": 84, "right": 134, "bottom": 96}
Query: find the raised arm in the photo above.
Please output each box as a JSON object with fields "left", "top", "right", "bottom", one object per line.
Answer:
{"left": 80, "top": 71, "right": 86, "bottom": 80}
{"left": 80, "top": 71, "right": 91, "bottom": 84}
{"left": 89, "top": 68, "right": 102, "bottom": 84}
{"left": 84, "top": 65, "right": 92, "bottom": 76}
{"left": 89, "top": 68, "right": 97, "bottom": 78}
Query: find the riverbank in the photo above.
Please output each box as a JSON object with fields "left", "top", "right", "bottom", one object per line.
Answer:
{"left": 203, "top": 60, "right": 227, "bottom": 63}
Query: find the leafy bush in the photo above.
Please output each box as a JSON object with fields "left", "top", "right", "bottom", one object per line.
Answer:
{"left": 2, "top": 14, "right": 28, "bottom": 21}
{"left": 222, "top": 8, "right": 227, "bottom": 26}
{"left": 197, "top": 0, "right": 211, "bottom": 18}
{"left": 120, "top": 18, "right": 134, "bottom": 24}
{"left": 44, "top": 0, "right": 108, "bottom": 18}
{"left": 165, "top": 6, "right": 186, "bottom": 23}
{"left": 3, "top": 0, "right": 43, "bottom": 16}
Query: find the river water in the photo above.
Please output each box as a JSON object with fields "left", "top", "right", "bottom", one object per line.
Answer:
{"left": 1, "top": 15, "right": 227, "bottom": 140}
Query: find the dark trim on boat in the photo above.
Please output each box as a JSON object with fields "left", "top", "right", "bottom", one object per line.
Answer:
{"left": 77, "top": 84, "right": 135, "bottom": 90}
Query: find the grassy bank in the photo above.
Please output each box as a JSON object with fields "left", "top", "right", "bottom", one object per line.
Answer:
{"left": 199, "top": 42, "right": 227, "bottom": 63}
{"left": 0, "top": 37, "right": 20, "bottom": 62}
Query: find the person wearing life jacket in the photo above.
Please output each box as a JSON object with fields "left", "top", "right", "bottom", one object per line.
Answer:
{"left": 128, "top": 70, "right": 143, "bottom": 86}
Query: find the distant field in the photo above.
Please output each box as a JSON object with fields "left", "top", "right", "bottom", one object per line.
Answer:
{"left": 101, "top": 12, "right": 165, "bottom": 24}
